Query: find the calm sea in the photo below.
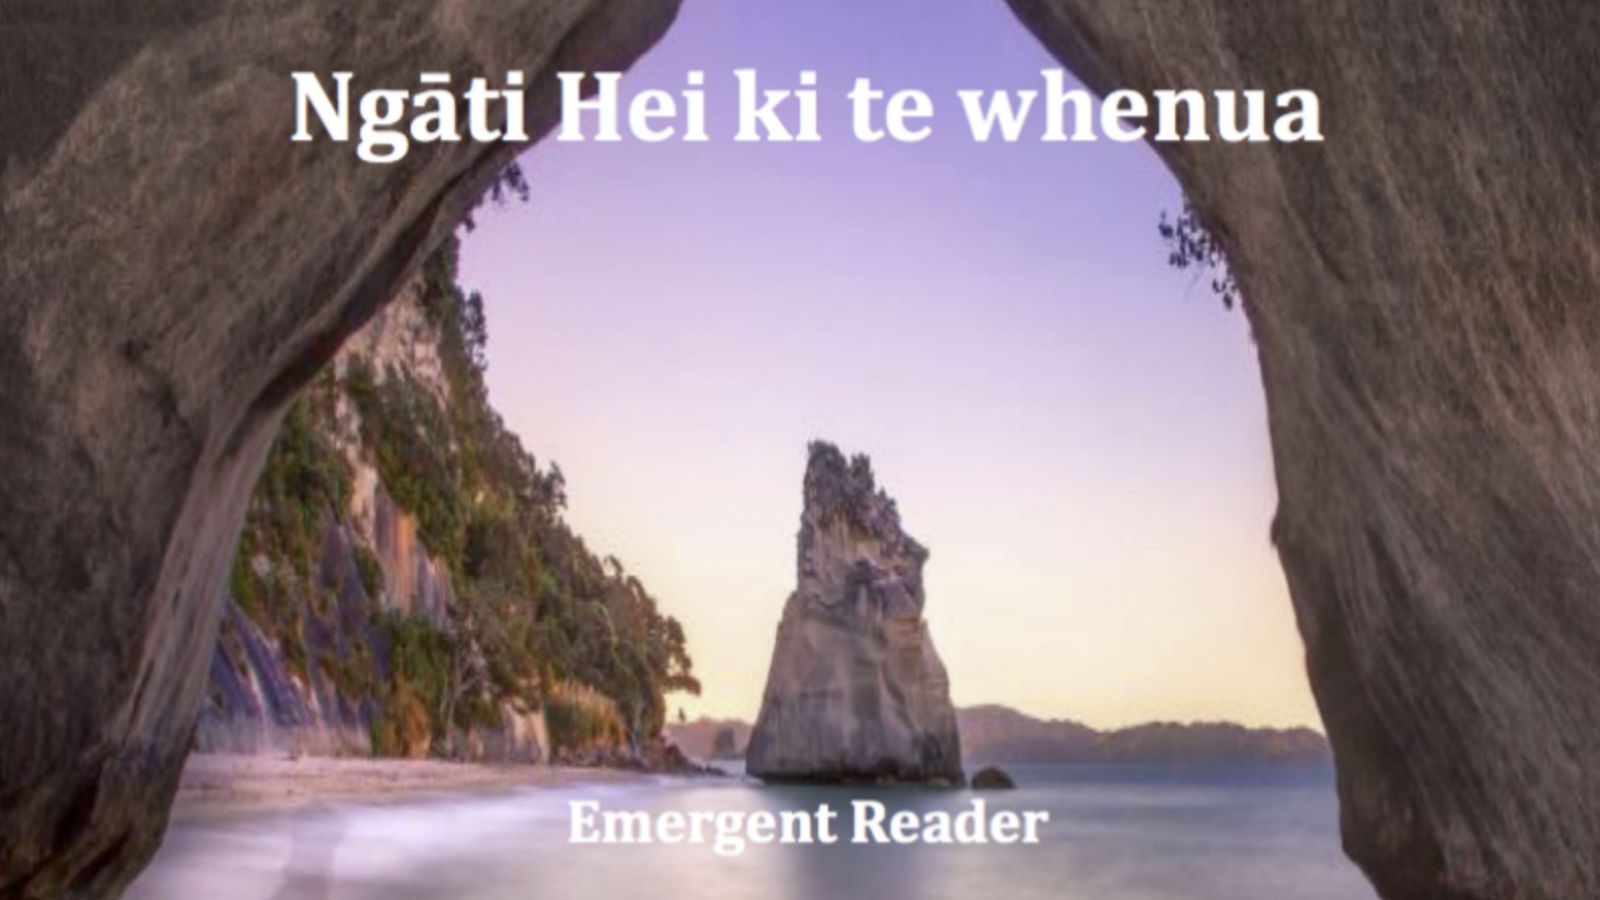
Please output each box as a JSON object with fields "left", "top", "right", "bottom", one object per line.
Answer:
{"left": 126, "top": 764, "right": 1376, "bottom": 900}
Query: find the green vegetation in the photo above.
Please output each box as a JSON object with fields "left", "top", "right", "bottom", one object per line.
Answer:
{"left": 369, "top": 611, "right": 458, "bottom": 756}
{"left": 229, "top": 228, "right": 699, "bottom": 760}
{"left": 352, "top": 543, "right": 384, "bottom": 601}
{"left": 228, "top": 371, "right": 352, "bottom": 676}
{"left": 350, "top": 236, "right": 700, "bottom": 747}
{"left": 543, "top": 682, "right": 626, "bottom": 757}
{"left": 1159, "top": 201, "right": 1239, "bottom": 309}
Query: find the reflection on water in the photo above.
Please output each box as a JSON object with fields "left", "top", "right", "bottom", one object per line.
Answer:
{"left": 268, "top": 806, "right": 339, "bottom": 900}
{"left": 127, "top": 765, "right": 1375, "bottom": 900}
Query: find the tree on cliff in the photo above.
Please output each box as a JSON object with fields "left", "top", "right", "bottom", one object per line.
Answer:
{"left": 1159, "top": 201, "right": 1239, "bottom": 309}
{"left": 225, "top": 196, "right": 699, "bottom": 758}
{"left": 401, "top": 233, "right": 700, "bottom": 744}
{"left": 462, "top": 162, "right": 532, "bottom": 231}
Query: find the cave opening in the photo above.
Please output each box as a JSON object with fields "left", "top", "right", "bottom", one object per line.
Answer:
{"left": 131, "top": 2, "right": 1365, "bottom": 897}
{"left": 346, "top": 0, "right": 1361, "bottom": 897}
{"left": 24, "top": 3, "right": 1600, "bottom": 900}
{"left": 459, "top": 1, "right": 1317, "bottom": 753}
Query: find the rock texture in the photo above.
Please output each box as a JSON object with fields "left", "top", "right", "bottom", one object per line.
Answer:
{"left": 1002, "top": 3, "right": 1600, "bottom": 898}
{"left": 4, "top": 2, "right": 1600, "bottom": 899}
{"left": 745, "top": 443, "right": 964, "bottom": 786}
{"left": 198, "top": 283, "right": 545, "bottom": 764}
{"left": 0, "top": 2, "right": 678, "bottom": 896}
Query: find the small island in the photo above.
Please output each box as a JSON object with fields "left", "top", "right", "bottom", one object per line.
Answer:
{"left": 744, "top": 442, "right": 964, "bottom": 786}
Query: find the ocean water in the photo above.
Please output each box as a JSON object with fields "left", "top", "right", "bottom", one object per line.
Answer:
{"left": 126, "top": 764, "right": 1376, "bottom": 900}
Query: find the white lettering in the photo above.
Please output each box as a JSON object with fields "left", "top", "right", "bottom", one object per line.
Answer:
{"left": 1274, "top": 89, "right": 1324, "bottom": 141}
{"left": 291, "top": 72, "right": 351, "bottom": 142}
{"left": 1101, "top": 89, "right": 1148, "bottom": 142}
{"left": 957, "top": 88, "right": 1037, "bottom": 142}
{"left": 558, "top": 71, "right": 622, "bottom": 141}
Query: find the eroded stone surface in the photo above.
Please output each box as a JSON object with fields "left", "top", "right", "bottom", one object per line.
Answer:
{"left": 745, "top": 443, "right": 963, "bottom": 785}
{"left": 0, "top": 2, "right": 678, "bottom": 895}
{"left": 1005, "top": 3, "right": 1600, "bottom": 897}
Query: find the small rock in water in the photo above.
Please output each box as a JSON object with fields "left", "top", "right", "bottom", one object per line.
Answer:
{"left": 971, "top": 766, "right": 1016, "bottom": 790}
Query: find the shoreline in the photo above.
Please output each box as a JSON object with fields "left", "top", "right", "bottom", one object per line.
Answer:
{"left": 173, "top": 752, "right": 651, "bottom": 818}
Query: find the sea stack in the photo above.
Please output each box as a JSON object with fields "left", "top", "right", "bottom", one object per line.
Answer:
{"left": 746, "top": 442, "right": 964, "bottom": 785}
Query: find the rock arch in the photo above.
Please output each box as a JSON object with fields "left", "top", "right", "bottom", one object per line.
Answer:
{"left": 2, "top": 2, "right": 1597, "bottom": 898}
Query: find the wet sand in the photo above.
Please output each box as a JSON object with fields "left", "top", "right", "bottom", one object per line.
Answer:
{"left": 175, "top": 753, "right": 645, "bottom": 816}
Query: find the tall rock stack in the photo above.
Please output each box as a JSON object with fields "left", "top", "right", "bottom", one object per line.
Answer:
{"left": 746, "top": 442, "right": 964, "bottom": 785}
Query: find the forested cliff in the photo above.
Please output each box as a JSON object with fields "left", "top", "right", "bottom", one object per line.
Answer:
{"left": 199, "top": 235, "right": 699, "bottom": 764}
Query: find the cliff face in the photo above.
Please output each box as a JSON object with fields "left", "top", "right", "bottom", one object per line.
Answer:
{"left": 1003, "top": 3, "right": 1600, "bottom": 898}
{"left": 194, "top": 286, "right": 545, "bottom": 763}
{"left": 192, "top": 239, "right": 699, "bottom": 775}
{"left": 3, "top": 3, "right": 1599, "bottom": 899}
{"left": 745, "top": 443, "right": 963, "bottom": 785}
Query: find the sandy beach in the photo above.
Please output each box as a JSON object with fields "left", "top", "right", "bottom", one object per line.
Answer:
{"left": 174, "top": 753, "right": 646, "bottom": 815}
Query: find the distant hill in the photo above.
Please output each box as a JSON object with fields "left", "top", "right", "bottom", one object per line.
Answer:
{"left": 666, "top": 718, "right": 753, "bottom": 761}
{"left": 958, "top": 704, "right": 1331, "bottom": 765}
{"left": 671, "top": 705, "right": 1330, "bottom": 766}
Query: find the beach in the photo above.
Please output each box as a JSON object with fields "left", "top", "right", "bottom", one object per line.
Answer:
{"left": 173, "top": 753, "right": 647, "bottom": 813}
{"left": 130, "top": 760, "right": 1376, "bottom": 900}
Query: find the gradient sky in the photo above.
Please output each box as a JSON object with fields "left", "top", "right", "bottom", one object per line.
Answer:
{"left": 458, "top": 0, "right": 1318, "bottom": 731}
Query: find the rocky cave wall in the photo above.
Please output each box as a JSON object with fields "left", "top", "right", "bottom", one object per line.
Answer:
{"left": 2, "top": 1, "right": 1598, "bottom": 899}
{"left": 1004, "top": 2, "right": 1600, "bottom": 898}
{"left": 0, "top": 1, "right": 679, "bottom": 896}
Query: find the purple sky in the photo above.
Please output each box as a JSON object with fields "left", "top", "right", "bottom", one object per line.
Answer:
{"left": 459, "top": 0, "right": 1316, "bottom": 730}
